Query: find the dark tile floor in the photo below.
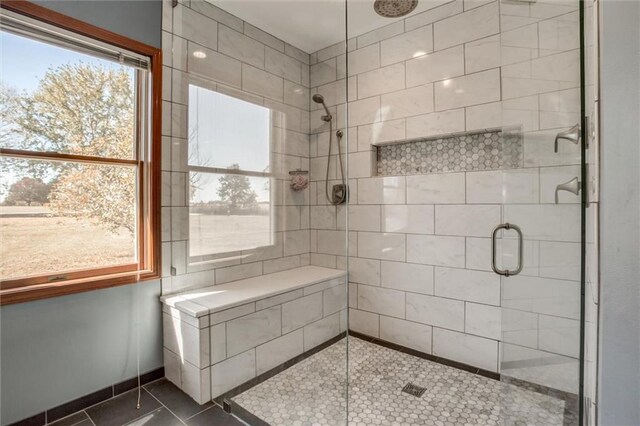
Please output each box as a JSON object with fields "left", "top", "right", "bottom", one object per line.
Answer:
{"left": 48, "top": 379, "right": 246, "bottom": 426}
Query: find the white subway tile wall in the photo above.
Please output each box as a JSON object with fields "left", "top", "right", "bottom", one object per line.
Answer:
{"left": 307, "top": 0, "right": 581, "bottom": 382}
{"left": 162, "top": 0, "right": 313, "bottom": 297}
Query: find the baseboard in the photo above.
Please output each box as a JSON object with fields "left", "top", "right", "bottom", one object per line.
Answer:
{"left": 8, "top": 367, "right": 165, "bottom": 426}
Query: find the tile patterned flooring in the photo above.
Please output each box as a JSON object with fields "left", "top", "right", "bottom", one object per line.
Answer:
{"left": 233, "top": 337, "right": 577, "bottom": 426}
{"left": 45, "top": 379, "right": 245, "bottom": 426}
{"left": 41, "top": 337, "right": 577, "bottom": 426}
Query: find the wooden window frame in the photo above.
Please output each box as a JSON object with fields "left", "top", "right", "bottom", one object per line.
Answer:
{"left": 0, "top": 1, "right": 162, "bottom": 305}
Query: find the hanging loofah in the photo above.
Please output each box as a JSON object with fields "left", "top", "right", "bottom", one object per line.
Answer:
{"left": 290, "top": 174, "right": 309, "bottom": 191}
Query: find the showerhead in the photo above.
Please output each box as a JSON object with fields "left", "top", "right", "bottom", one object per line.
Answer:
{"left": 313, "top": 93, "right": 332, "bottom": 122}
{"left": 374, "top": 0, "right": 418, "bottom": 18}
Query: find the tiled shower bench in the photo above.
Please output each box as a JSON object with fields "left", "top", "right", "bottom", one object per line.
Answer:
{"left": 160, "top": 266, "right": 347, "bottom": 404}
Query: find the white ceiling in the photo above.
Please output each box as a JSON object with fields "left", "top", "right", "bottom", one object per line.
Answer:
{"left": 208, "top": 0, "right": 450, "bottom": 54}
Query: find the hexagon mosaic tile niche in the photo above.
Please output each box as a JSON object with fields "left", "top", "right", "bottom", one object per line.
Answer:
{"left": 376, "top": 129, "right": 523, "bottom": 176}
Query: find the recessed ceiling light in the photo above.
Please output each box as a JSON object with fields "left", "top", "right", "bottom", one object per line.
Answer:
{"left": 192, "top": 50, "right": 207, "bottom": 59}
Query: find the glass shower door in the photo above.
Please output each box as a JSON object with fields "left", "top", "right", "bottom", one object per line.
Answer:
{"left": 496, "top": 0, "right": 584, "bottom": 424}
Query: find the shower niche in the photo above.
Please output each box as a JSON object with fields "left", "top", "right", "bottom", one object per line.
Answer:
{"left": 375, "top": 128, "right": 523, "bottom": 176}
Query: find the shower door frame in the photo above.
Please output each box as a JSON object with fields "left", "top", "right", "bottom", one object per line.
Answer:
{"left": 494, "top": 2, "right": 588, "bottom": 425}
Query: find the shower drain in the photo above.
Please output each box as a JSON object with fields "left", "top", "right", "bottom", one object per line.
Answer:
{"left": 401, "top": 382, "right": 427, "bottom": 397}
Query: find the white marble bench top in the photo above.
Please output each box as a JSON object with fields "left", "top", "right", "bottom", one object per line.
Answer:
{"left": 160, "top": 266, "right": 346, "bottom": 317}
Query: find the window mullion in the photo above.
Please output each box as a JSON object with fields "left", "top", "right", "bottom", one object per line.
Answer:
{"left": 0, "top": 148, "right": 138, "bottom": 166}
{"left": 187, "top": 165, "right": 273, "bottom": 178}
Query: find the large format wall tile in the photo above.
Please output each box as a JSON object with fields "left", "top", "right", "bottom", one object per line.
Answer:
{"left": 380, "top": 25, "right": 434, "bottom": 66}
{"left": 435, "top": 69, "right": 501, "bottom": 110}
{"left": 406, "top": 45, "right": 465, "bottom": 87}
{"left": 219, "top": 25, "right": 265, "bottom": 68}
{"left": 211, "top": 349, "right": 256, "bottom": 398}
{"left": 349, "top": 308, "right": 380, "bottom": 337}
{"left": 406, "top": 173, "right": 466, "bottom": 204}
{"left": 434, "top": 267, "right": 500, "bottom": 305}
{"left": 406, "top": 234, "right": 466, "bottom": 268}
{"left": 381, "top": 205, "right": 435, "bottom": 234}
{"left": 358, "top": 177, "right": 406, "bottom": 205}
{"left": 433, "top": 2, "right": 499, "bottom": 50}
{"left": 256, "top": 329, "right": 304, "bottom": 375}
{"left": 405, "top": 0, "right": 463, "bottom": 31}
{"left": 348, "top": 43, "right": 380, "bottom": 76}
{"left": 380, "top": 85, "right": 435, "bottom": 121}
{"left": 406, "top": 293, "right": 465, "bottom": 331}
{"left": 380, "top": 261, "right": 434, "bottom": 295}
{"left": 348, "top": 257, "right": 381, "bottom": 286}
{"left": 282, "top": 292, "right": 324, "bottom": 333}
{"left": 357, "top": 284, "right": 406, "bottom": 318}
{"left": 348, "top": 97, "right": 381, "bottom": 126}
{"left": 502, "top": 275, "right": 580, "bottom": 319}
{"left": 174, "top": 5, "right": 218, "bottom": 50}
{"left": 347, "top": 205, "right": 381, "bottom": 232}
{"left": 358, "top": 63, "right": 406, "bottom": 99}
{"left": 357, "top": 232, "right": 406, "bottom": 261}
{"left": 266, "top": 47, "right": 303, "bottom": 84}
{"left": 432, "top": 328, "right": 498, "bottom": 372}
{"left": 242, "top": 64, "right": 284, "bottom": 102}
{"left": 465, "top": 302, "right": 501, "bottom": 340}
{"left": 380, "top": 316, "right": 433, "bottom": 353}
{"left": 303, "top": 313, "right": 341, "bottom": 351}
{"left": 503, "top": 204, "right": 581, "bottom": 242}
{"left": 435, "top": 204, "right": 501, "bottom": 237}
{"left": 406, "top": 109, "right": 466, "bottom": 138}
{"left": 188, "top": 45, "right": 243, "bottom": 88}
{"left": 226, "top": 306, "right": 282, "bottom": 356}
{"left": 466, "top": 169, "right": 540, "bottom": 204}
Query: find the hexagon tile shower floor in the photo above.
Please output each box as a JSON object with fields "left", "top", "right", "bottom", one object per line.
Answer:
{"left": 232, "top": 338, "right": 577, "bottom": 425}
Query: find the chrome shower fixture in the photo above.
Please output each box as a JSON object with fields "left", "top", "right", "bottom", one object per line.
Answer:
{"left": 554, "top": 124, "right": 581, "bottom": 153}
{"left": 314, "top": 93, "right": 347, "bottom": 205}
{"left": 374, "top": 0, "right": 418, "bottom": 18}
{"left": 555, "top": 177, "right": 581, "bottom": 204}
{"left": 312, "top": 94, "right": 332, "bottom": 122}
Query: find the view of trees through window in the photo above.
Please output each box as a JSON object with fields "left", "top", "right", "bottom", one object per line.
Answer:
{"left": 0, "top": 31, "right": 139, "bottom": 281}
{"left": 188, "top": 86, "right": 272, "bottom": 258}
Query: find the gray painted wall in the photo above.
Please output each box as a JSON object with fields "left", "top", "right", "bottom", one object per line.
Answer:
{"left": 599, "top": 0, "right": 640, "bottom": 424}
{"left": 0, "top": 280, "right": 163, "bottom": 425}
{"left": 0, "top": 1, "right": 163, "bottom": 424}
{"left": 31, "top": 0, "right": 162, "bottom": 48}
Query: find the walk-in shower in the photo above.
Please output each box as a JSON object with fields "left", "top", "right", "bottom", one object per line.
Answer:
{"left": 159, "top": 0, "right": 594, "bottom": 424}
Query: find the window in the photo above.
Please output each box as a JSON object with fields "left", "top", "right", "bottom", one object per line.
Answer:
{"left": 0, "top": 3, "right": 161, "bottom": 304}
{"left": 188, "top": 84, "right": 273, "bottom": 261}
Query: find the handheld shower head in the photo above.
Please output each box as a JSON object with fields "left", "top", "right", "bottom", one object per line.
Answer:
{"left": 312, "top": 93, "right": 332, "bottom": 122}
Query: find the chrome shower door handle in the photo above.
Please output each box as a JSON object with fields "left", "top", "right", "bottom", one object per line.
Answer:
{"left": 491, "top": 223, "right": 524, "bottom": 277}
